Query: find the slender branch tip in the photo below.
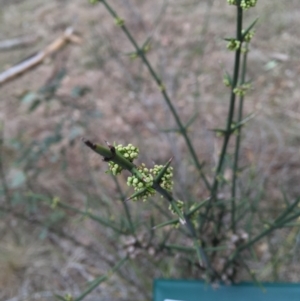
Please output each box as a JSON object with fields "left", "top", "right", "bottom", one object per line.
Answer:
{"left": 82, "top": 138, "right": 96, "bottom": 150}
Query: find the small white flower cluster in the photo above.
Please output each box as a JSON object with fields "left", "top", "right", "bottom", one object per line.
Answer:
{"left": 150, "top": 165, "right": 174, "bottom": 192}
{"left": 241, "top": 0, "right": 257, "bottom": 10}
{"left": 223, "top": 74, "right": 231, "bottom": 87}
{"left": 108, "top": 143, "right": 139, "bottom": 175}
{"left": 227, "top": 0, "right": 257, "bottom": 9}
{"left": 168, "top": 200, "right": 184, "bottom": 228}
{"left": 106, "top": 143, "right": 174, "bottom": 202}
{"left": 233, "top": 83, "right": 251, "bottom": 96}
{"left": 226, "top": 39, "right": 241, "bottom": 51}
{"left": 127, "top": 164, "right": 155, "bottom": 202}
{"left": 243, "top": 30, "right": 255, "bottom": 42}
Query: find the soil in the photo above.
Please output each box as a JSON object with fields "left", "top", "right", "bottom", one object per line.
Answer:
{"left": 1, "top": 0, "right": 300, "bottom": 300}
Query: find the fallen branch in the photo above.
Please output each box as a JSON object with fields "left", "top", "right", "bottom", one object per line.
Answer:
{"left": 0, "top": 36, "right": 38, "bottom": 51}
{"left": 0, "top": 35, "right": 38, "bottom": 51}
{"left": 0, "top": 27, "right": 81, "bottom": 85}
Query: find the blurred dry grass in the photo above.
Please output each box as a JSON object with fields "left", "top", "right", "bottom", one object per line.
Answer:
{"left": 1, "top": 0, "right": 300, "bottom": 300}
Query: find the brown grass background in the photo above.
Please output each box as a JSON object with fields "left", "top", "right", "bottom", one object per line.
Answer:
{"left": 1, "top": 0, "right": 300, "bottom": 300}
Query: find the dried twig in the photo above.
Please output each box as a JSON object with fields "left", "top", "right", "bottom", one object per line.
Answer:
{"left": 0, "top": 35, "right": 38, "bottom": 51}
{"left": 0, "top": 27, "right": 81, "bottom": 85}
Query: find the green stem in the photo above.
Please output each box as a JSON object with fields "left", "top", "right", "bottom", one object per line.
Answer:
{"left": 112, "top": 175, "right": 136, "bottom": 235}
{"left": 202, "top": 2, "right": 244, "bottom": 231}
{"left": 164, "top": 244, "right": 195, "bottom": 253}
{"left": 211, "top": 3, "right": 243, "bottom": 197}
{"left": 58, "top": 202, "right": 126, "bottom": 234}
{"left": 184, "top": 213, "right": 216, "bottom": 277}
{"left": 224, "top": 224, "right": 276, "bottom": 273}
{"left": 28, "top": 192, "right": 126, "bottom": 234}
{"left": 231, "top": 43, "right": 249, "bottom": 231}
{"left": 84, "top": 140, "right": 216, "bottom": 276}
{"left": 0, "top": 204, "right": 148, "bottom": 299}
{"left": 223, "top": 204, "right": 300, "bottom": 273}
{"left": 99, "top": 0, "right": 211, "bottom": 192}
{"left": 273, "top": 197, "right": 300, "bottom": 225}
{"left": 279, "top": 210, "right": 300, "bottom": 226}
{"left": 74, "top": 256, "right": 128, "bottom": 301}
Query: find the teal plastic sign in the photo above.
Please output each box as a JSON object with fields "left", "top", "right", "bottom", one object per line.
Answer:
{"left": 153, "top": 280, "right": 300, "bottom": 301}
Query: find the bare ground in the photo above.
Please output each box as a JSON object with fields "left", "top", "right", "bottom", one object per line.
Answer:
{"left": 1, "top": 0, "right": 300, "bottom": 300}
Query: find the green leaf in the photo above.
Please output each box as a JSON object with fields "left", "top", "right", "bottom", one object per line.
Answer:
{"left": 126, "top": 187, "right": 148, "bottom": 201}
{"left": 242, "top": 17, "right": 259, "bottom": 41}
{"left": 186, "top": 198, "right": 210, "bottom": 217}
{"left": 43, "top": 133, "right": 62, "bottom": 147}
{"left": 153, "top": 218, "right": 179, "bottom": 230}
{"left": 74, "top": 257, "right": 128, "bottom": 301}
{"left": 233, "top": 113, "right": 255, "bottom": 129}
{"left": 185, "top": 112, "right": 198, "bottom": 129}
{"left": 21, "top": 92, "right": 40, "bottom": 105}
{"left": 153, "top": 157, "right": 173, "bottom": 184}
{"left": 264, "top": 60, "right": 277, "bottom": 71}
{"left": 29, "top": 98, "right": 42, "bottom": 112}
{"left": 54, "top": 294, "right": 67, "bottom": 301}
{"left": 8, "top": 169, "right": 26, "bottom": 188}
{"left": 71, "top": 86, "right": 91, "bottom": 98}
{"left": 68, "top": 126, "right": 84, "bottom": 141}
{"left": 40, "top": 68, "right": 66, "bottom": 96}
{"left": 39, "top": 228, "right": 48, "bottom": 240}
